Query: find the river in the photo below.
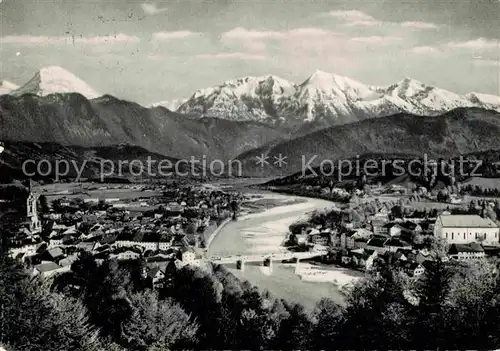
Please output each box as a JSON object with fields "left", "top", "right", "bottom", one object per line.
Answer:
{"left": 208, "top": 192, "right": 360, "bottom": 310}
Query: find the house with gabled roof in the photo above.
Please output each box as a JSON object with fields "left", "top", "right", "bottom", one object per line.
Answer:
{"left": 147, "top": 266, "right": 166, "bottom": 288}
{"left": 366, "top": 236, "right": 388, "bottom": 254}
{"left": 448, "top": 243, "right": 485, "bottom": 261}
{"left": 33, "top": 262, "right": 69, "bottom": 278}
{"left": 385, "top": 238, "right": 412, "bottom": 252}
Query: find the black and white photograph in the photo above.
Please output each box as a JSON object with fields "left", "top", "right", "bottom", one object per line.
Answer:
{"left": 0, "top": 0, "right": 499, "bottom": 350}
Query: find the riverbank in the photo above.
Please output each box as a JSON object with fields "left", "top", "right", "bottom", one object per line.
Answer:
{"left": 204, "top": 192, "right": 309, "bottom": 251}
{"left": 204, "top": 217, "right": 232, "bottom": 248}
{"left": 208, "top": 191, "right": 359, "bottom": 310}
{"left": 240, "top": 195, "right": 307, "bottom": 216}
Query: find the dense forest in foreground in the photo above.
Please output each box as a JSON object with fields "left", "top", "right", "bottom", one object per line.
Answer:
{"left": 1, "top": 249, "right": 500, "bottom": 350}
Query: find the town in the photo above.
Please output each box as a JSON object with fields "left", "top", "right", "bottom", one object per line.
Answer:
{"left": 2, "top": 176, "right": 500, "bottom": 290}
{"left": 1, "top": 180, "right": 243, "bottom": 282}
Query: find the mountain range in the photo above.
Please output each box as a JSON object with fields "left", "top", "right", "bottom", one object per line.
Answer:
{"left": 175, "top": 70, "right": 500, "bottom": 129}
{"left": 0, "top": 141, "right": 203, "bottom": 183}
{"left": 3, "top": 66, "right": 500, "bottom": 131}
{"left": 2, "top": 66, "right": 500, "bottom": 178}
{"left": 236, "top": 107, "right": 500, "bottom": 176}
{"left": 0, "top": 93, "right": 288, "bottom": 162}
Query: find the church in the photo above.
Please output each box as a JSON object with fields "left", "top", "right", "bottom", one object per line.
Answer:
{"left": 26, "top": 180, "right": 41, "bottom": 234}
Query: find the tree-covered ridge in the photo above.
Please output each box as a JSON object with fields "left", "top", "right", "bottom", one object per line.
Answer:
{"left": 2, "top": 250, "right": 500, "bottom": 350}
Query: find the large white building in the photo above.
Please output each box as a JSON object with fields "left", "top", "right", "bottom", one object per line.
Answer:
{"left": 434, "top": 214, "right": 500, "bottom": 246}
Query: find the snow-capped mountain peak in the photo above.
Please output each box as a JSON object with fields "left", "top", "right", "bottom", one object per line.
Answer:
{"left": 466, "top": 92, "right": 500, "bottom": 106}
{"left": 387, "top": 77, "right": 427, "bottom": 97}
{"left": 149, "top": 98, "right": 188, "bottom": 111}
{"left": 301, "top": 70, "right": 378, "bottom": 101}
{"left": 218, "top": 75, "right": 296, "bottom": 98}
{"left": 0, "top": 80, "right": 20, "bottom": 95}
{"left": 12, "top": 66, "right": 100, "bottom": 99}
{"left": 160, "top": 69, "right": 500, "bottom": 128}
{"left": 177, "top": 75, "right": 297, "bottom": 122}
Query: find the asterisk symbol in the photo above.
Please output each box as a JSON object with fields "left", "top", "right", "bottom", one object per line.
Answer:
{"left": 256, "top": 154, "right": 269, "bottom": 168}
{"left": 273, "top": 154, "right": 287, "bottom": 168}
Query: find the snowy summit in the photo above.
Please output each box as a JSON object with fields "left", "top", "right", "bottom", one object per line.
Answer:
{"left": 0, "top": 80, "right": 20, "bottom": 95}
{"left": 12, "top": 66, "right": 100, "bottom": 99}
{"left": 176, "top": 70, "right": 500, "bottom": 128}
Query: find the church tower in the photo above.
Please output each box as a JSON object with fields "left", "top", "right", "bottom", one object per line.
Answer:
{"left": 26, "top": 179, "right": 41, "bottom": 234}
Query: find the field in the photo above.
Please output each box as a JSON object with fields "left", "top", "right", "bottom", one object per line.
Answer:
{"left": 40, "top": 182, "right": 162, "bottom": 201}
{"left": 39, "top": 182, "right": 163, "bottom": 211}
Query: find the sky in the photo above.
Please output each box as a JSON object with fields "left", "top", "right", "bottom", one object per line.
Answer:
{"left": 0, "top": 0, "right": 499, "bottom": 105}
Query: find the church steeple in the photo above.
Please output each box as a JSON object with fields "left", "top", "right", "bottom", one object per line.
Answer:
{"left": 26, "top": 179, "right": 41, "bottom": 234}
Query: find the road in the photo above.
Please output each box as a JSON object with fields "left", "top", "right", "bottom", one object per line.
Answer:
{"left": 208, "top": 192, "right": 353, "bottom": 310}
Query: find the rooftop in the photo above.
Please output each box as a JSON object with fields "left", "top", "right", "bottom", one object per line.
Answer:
{"left": 35, "top": 262, "right": 62, "bottom": 273}
{"left": 367, "top": 236, "right": 387, "bottom": 247}
{"left": 449, "top": 243, "right": 485, "bottom": 254}
{"left": 438, "top": 214, "right": 498, "bottom": 228}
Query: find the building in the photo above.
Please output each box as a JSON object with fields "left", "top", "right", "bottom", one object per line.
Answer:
{"left": 434, "top": 214, "right": 500, "bottom": 246}
{"left": 388, "top": 224, "right": 403, "bottom": 237}
{"left": 308, "top": 232, "right": 330, "bottom": 246}
{"left": 33, "top": 262, "right": 69, "bottom": 278}
{"left": 26, "top": 181, "right": 41, "bottom": 234}
{"left": 404, "top": 262, "right": 425, "bottom": 277}
{"left": 147, "top": 266, "right": 166, "bottom": 288}
{"left": 180, "top": 247, "right": 196, "bottom": 264}
{"left": 448, "top": 243, "right": 486, "bottom": 261}
{"left": 384, "top": 238, "right": 412, "bottom": 252}
{"left": 339, "top": 231, "right": 356, "bottom": 249}
{"left": 110, "top": 250, "right": 141, "bottom": 260}
{"left": 371, "top": 219, "right": 389, "bottom": 236}
{"left": 366, "top": 236, "right": 388, "bottom": 254}
{"left": 350, "top": 248, "right": 377, "bottom": 271}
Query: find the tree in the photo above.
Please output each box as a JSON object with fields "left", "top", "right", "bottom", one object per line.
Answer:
{"left": 445, "top": 260, "right": 500, "bottom": 349}
{"left": 0, "top": 253, "right": 100, "bottom": 351}
{"left": 122, "top": 291, "right": 198, "bottom": 350}
{"left": 274, "top": 302, "right": 312, "bottom": 349}
{"left": 55, "top": 255, "right": 134, "bottom": 342}
{"left": 38, "top": 195, "right": 49, "bottom": 214}
{"left": 335, "top": 263, "right": 413, "bottom": 349}
{"left": 43, "top": 293, "right": 101, "bottom": 351}
{"left": 411, "top": 258, "right": 454, "bottom": 349}
{"left": 311, "top": 298, "right": 342, "bottom": 349}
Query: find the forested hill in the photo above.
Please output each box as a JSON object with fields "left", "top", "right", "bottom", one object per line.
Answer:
{"left": 1, "top": 248, "right": 500, "bottom": 350}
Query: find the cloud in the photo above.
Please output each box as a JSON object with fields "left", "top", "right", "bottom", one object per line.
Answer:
{"left": 321, "top": 10, "right": 375, "bottom": 22}
{"left": 0, "top": 34, "right": 140, "bottom": 45}
{"left": 152, "top": 31, "right": 202, "bottom": 41}
{"left": 287, "top": 28, "right": 340, "bottom": 37}
{"left": 400, "top": 21, "right": 439, "bottom": 29}
{"left": 221, "top": 27, "right": 339, "bottom": 41}
{"left": 448, "top": 37, "right": 500, "bottom": 50}
{"left": 473, "top": 59, "right": 500, "bottom": 67}
{"left": 221, "top": 27, "right": 285, "bottom": 40}
{"left": 351, "top": 36, "right": 403, "bottom": 44}
{"left": 220, "top": 27, "right": 342, "bottom": 55}
{"left": 342, "top": 20, "right": 382, "bottom": 27}
{"left": 321, "top": 10, "right": 438, "bottom": 30}
{"left": 408, "top": 45, "right": 443, "bottom": 55}
{"left": 141, "top": 3, "right": 168, "bottom": 15}
{"left": 195, "top": 52, "right": 266, "bottom": 61}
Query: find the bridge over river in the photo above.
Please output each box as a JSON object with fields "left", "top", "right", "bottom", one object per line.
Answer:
{"left": 203, "top": 190, "right": 354, "bottom": 309}
{"left": 208, "top": 251, "right": 328, "bottom": 271}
